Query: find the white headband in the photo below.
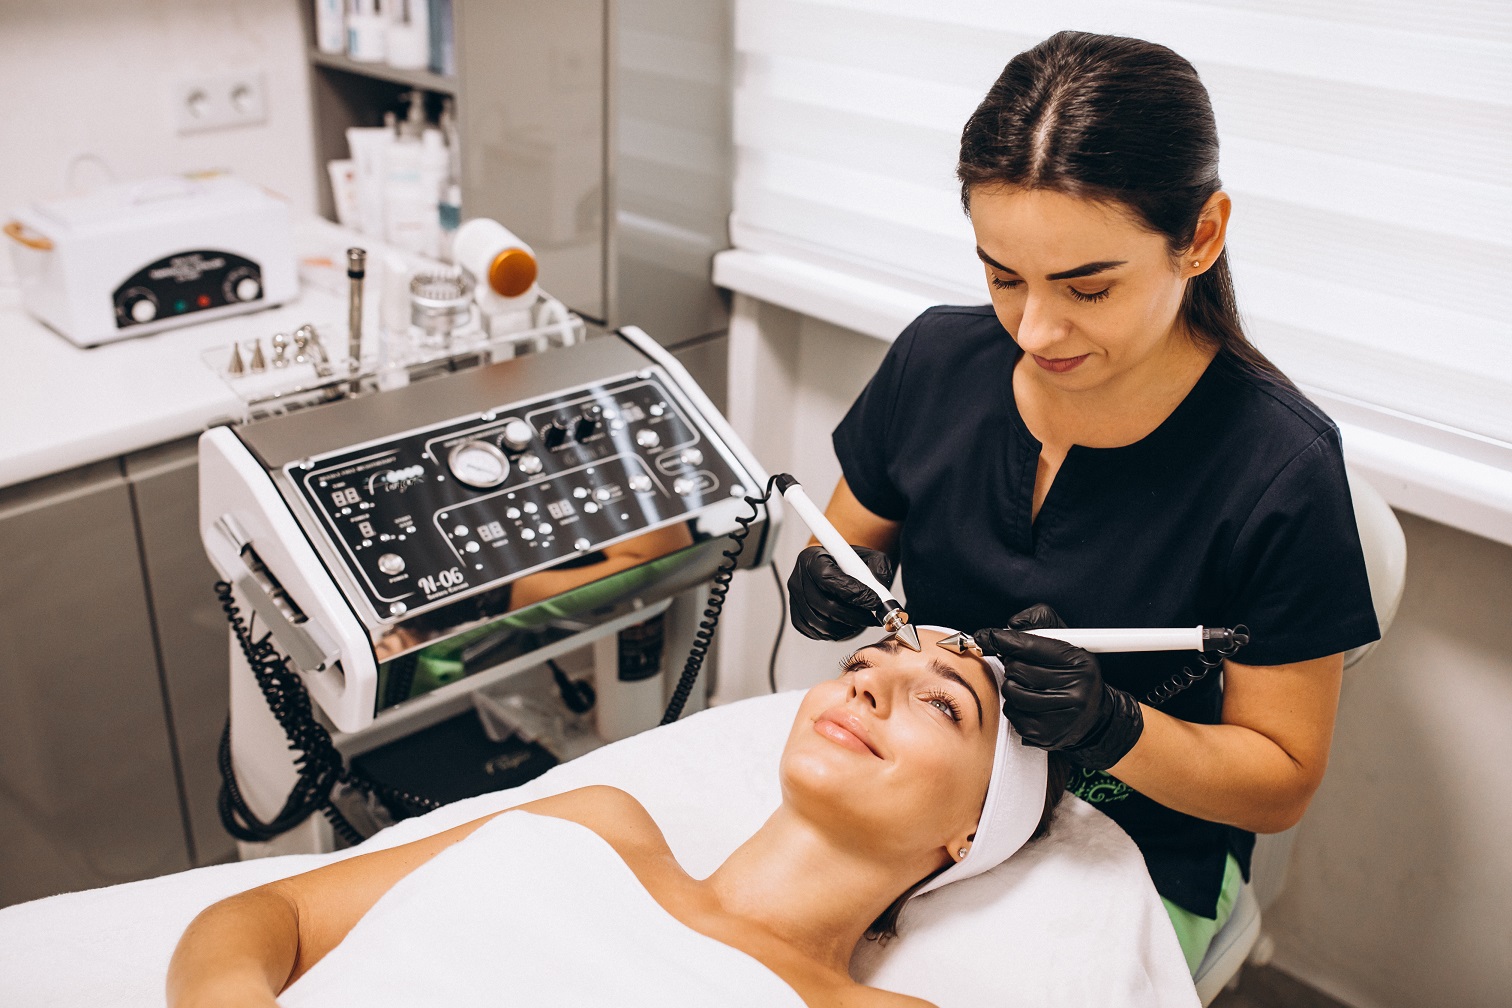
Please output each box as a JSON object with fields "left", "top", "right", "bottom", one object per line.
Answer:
{"left": 911, "top": 626, "right": 1048, "bottom": 899}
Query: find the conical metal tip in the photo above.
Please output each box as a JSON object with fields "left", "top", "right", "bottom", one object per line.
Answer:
{"left": 887, "top": 622, "right": 922, "bottom": 651}
{"left": 935, "top": 631, "right": 983, "bottom": 657}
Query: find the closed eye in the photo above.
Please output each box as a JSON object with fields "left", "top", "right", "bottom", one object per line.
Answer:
{"left": 1069, "top": 287, "right": 1111, "bottom": 303}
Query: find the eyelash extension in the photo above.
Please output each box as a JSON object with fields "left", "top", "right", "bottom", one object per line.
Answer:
{"left": 922, "top": 690, "right": 962, "bottom": 723}
{"left": 838, "top": 652, "right": 871, "bottom": 675}
{"left": 988, "top": 275, "right": 1019, "bottom": 291}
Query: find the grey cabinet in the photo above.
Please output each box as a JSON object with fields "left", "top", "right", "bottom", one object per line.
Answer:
{"left": 125, "top": 438, "right": 235, "bottom": 868}
{"left": 0, "top": 460, "right": 190, "bottom": 906}
{"left": 0, "top": 439, "right": 235, "bottom": 908}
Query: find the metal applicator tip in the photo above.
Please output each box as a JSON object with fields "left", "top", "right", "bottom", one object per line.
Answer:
{"left": 889, "top": 622, "right": 922, "bottom": 651}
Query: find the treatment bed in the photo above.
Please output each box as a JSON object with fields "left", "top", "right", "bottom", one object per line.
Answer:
{"left": 0, "top": 692, "right": 1199, "bottom": 1007}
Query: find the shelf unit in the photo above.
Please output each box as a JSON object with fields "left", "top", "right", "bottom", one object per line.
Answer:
{"left": 308, "top": 49, "right": 456, "bottom": 96}
{"left": 297, "top": 0, "right": 735, "bottom": 353}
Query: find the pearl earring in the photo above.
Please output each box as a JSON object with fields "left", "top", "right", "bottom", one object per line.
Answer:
{"left": 1192, "top": 259, "right": 1201, "bottom": 268}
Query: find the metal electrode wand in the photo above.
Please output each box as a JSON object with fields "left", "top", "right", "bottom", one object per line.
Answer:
{"left": 773, "top": 473, "right": 921, "bottom": 651}
{"left": 346, "top": 247, "right": 366, "bottom": 396}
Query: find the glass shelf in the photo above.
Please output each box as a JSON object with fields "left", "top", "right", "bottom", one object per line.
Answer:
{"left": 309, "top": 49, "right": 457, "bottom": 95}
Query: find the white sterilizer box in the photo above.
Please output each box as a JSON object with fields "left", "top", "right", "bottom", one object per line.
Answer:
{"left": 4, "top": 174, "right": 297, "bottom": 347}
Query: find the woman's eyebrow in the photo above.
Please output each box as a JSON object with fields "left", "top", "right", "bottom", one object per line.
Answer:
{"left": 974, "top": 246, "right": 1127, "bottom": 282}
{"left": 927, "top": 660, "right": 983, "bottom": 727}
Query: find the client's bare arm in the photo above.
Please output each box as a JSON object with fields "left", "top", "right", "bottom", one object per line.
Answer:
{"left": 166, "top": 789, "right": 611, "bottom": 1006}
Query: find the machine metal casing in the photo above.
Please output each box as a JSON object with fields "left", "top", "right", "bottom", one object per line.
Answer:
{"left": 7, "top": 174, "right": 297, "bottom": 347}
{"left": 200, "top": 327, "right": 773, "bottom": 733}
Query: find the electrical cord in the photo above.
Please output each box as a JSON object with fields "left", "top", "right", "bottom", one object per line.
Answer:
{"left": 215, "top": 581, "right": 441, "bottom": 846}
{"left": 546, "top": 657, "right": 596, "bottom": 714}
{"left": 661, "top": 474, "right": 781, "bottom": 725}
{"left": 767, "top": 560, "right": 786, "bottom": 693}
{"left": 1142, "top": 625, "right": 1248, "bottom": 706}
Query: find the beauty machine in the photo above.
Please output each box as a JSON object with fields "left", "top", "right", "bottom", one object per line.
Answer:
{"left": 200, "top": 325, "right": 776, "bottom": 855}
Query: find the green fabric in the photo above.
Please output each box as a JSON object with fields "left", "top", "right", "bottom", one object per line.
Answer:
{"left": 1162, "top": 852, "right": 1243, "bottom": 975}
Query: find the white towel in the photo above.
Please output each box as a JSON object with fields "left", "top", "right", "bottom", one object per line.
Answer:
{"left": 281, "top": 810, "right": 806, "bottom": 1007}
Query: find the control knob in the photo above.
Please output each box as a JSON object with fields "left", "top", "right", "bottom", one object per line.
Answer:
{"left": 502, "top": 419, "right": 533, "bottom": 451}
{"left": 573, "top": 415, "right": 600, "bottom": 441}
{"left": 377, "top": 553, "right": 406, "bottom": 575}
{"left": 130, "top": 298, "right": 158, "bottom": 323}
{"left": 223, "top": 267, "right": 262, "bottom": 303}
{"left": 635, "top": 429, "right": 661, "bottom": 449}
{"left": 543, "top": 422, "right": 569, "bottom": 450}
{"left": 628, "top": 474, "right": 653, "bottom": 493}
{"left": 517, "top": 452, "right": 544, "bottom": 476}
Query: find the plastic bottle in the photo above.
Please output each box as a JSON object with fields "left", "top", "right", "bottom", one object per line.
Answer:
{"left": 453, "top": 218, "right": 539, "bottom": 317}
{"left": 383, "top": 93, "right": 432, "bottom": 254}
{"left": 346, "top": 0, "right": 386, "bottom": 63}
{"left": 437, "top": 99, "right": 462, "bottom": 260}
{"left": 418, "top": 127, "right": 449, "bottom": 259}
{"left": 593, "top": 613, "right": 668, "bottom": 743}
{"left": 315, "top": 0, "right": 346, "bottom": 55}
{"left": 386, "top": 0, "right": 430, "bottom": 71}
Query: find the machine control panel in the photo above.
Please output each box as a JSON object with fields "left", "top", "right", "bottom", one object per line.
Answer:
{"left": 113, "top": 249, "right": 263, "bottom": 330}
{"left": 290, "top": 371, "right": 746, "bottom": 622}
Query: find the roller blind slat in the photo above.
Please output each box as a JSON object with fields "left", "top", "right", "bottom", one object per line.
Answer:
{"left": 730, "top": 0, "right": 1512, "bottom": 446}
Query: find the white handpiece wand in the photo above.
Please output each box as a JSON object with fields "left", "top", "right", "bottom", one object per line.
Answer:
{"left": 772, "top": 475, "right": 1248, "bottom": 656}
{"left": 774, "top": 474, "right": 922, "bottom": 650}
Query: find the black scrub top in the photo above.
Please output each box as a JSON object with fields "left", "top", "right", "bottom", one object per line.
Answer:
{"left": 833, "top": 305, "right": 1380, "bottom": 918}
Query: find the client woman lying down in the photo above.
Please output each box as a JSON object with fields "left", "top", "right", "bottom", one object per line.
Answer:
{"left": 168, "top": 627, "right": 1067, "bottom": 1007}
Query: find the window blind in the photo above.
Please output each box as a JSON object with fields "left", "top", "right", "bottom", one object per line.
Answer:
{"left": 730, "top": 0, "right": 1512, "bottom": 446}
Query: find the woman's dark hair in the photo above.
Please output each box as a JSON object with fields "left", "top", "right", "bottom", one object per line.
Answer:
{"left": 957, "top": 30, "right": 1290, "bottom": 385}
{"left": 864, "top": 751, "right": 1071, "bottom": 942}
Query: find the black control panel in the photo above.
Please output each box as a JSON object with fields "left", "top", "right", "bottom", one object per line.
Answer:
{"left": 291, "top": 372, "right": 746, "bottom": 621}
{"left": 113, "top": 249, "right": 263, "bottom": 330}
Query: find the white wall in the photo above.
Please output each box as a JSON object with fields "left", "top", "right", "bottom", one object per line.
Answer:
{"left": 0, "top": 0, "right": 317, "bottom": 281}
{"left": 1267, "top": 513, "right": 1512, "bottom": 1008}
{"left": 720, "top": 298, "right": 1512, "bottom": 1008}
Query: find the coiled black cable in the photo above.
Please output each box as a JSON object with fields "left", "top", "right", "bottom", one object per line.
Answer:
{"left": 1142, "top": 625, "right": 1249, "bottom": 706}
{"left": 660, "top": 475, "right": 781, "bottom": 725}
{"left": 215, "top": 581, "right": 440, "bottom": 846}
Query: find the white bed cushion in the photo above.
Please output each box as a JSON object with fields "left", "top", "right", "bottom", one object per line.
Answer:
{"left": 0, "top": 691, "right": 1196, "bottom": 1007}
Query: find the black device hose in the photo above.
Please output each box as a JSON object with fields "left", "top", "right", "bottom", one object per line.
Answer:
{"left": 1142, "top": 625, "right": 1249, "bottom": 706}
{"left": 214, "top": 581, "right": 440, "bottom": 846}
{"left": 660, "top": 474, "right": 781, "bottom": 725}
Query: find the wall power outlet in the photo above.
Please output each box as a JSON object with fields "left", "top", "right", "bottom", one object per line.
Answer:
{"left": 175, "top": 71, "right": 268, "bottom": 135}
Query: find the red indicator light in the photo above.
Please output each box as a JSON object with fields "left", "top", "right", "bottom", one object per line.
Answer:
{"left": 197, "top": 294, "right": 211, "bottom": 308}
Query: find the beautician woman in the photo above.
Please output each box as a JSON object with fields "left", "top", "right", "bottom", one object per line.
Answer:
{"left": 785, "top": 31, "right": 1380, "bottom": 971}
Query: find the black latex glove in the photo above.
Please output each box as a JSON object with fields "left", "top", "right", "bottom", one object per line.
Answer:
{"left": 786, "top": 544, "right": 896, "bottom": 642}
{"left": 974, "top": 603, "right": 1144, "bottom": 770}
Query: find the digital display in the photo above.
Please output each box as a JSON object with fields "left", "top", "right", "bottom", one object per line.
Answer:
{"left": 547, "top": 499, "right": 576, "bottom": 520}
{"left": 357, "top": 520, "right": 376, "bottom": 539}
{"left": 478, "top": 521, "right": 507, "bottom": 543}
{"left": 332, "top": 487, "right": 362, "bottom": 507}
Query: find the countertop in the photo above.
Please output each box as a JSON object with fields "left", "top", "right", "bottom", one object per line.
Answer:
{"left": 0, "top": 219, "right": 397, "bottom": 488}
